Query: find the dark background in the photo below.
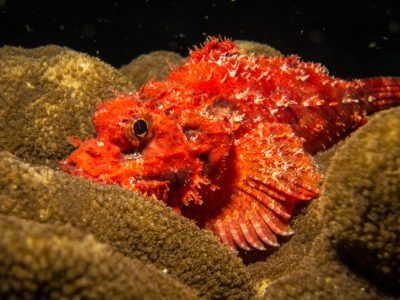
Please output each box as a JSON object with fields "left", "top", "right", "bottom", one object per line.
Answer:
{"left": 1, "top": 0, "right": 399, "bottom": 79}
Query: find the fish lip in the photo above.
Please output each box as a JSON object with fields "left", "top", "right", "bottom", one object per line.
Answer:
{"left": 122, "top": 151, "right": 143, "bottom": 162}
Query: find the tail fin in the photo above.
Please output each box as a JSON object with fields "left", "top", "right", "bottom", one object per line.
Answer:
{"left": 362, "top": 77, "right": 400, "bottom": 114}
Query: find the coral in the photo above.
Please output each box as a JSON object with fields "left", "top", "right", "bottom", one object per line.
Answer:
{"left": 0, "top": 151, "right": 254, "bottom": 299}
{"left": 0, "top": 214, "right": 196, "bottom": 299}
{"left": 120, "top": 50, "right": 185, "bottom": 89}
{"left": 257, "top": 232, "right": 387, "bottom": 300}
{"left": 0, "top": 45, "right": 134, "bottom": 168}
{"left": 248, "top": 107, "right": 400, "bottom": 299}
{"left": 234, "top": 40, "right": 282, "bottom": 56}
{"left": 322, "top": 107, "right": 400, "bottom": 293}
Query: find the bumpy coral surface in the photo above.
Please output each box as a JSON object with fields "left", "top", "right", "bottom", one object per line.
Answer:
{"left": 322, "top": 107, "right": 400, "bottom": 293}
{"left": 61, "top": 38, "right": 400, "bottom": 252}
{"left": 0, "top": 214, "right": 197, "bottom": 300}
{"left": 0, "top": 151, "right": 253, "bottom": 299}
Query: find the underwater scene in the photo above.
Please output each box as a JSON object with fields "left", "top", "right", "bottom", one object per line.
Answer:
{"left": 0, "top": 1, "right": 399, "bottom": 299}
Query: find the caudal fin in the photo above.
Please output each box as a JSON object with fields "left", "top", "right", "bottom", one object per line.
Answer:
{"left": 362, "top": 77, "right": 400, "bottom": 114}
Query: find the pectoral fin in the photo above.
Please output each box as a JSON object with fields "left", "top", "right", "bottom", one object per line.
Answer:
{"left": 206, "top": 122, "right": 321, "bottom": 251}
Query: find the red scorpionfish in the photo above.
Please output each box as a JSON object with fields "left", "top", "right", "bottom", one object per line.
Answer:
{"left": 61, "top": 38, "right": 400, "bottom": 252}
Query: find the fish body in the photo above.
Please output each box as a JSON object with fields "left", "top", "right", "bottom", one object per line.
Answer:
{"left": 61, "top": 38, "right": 400, "bottom": 251}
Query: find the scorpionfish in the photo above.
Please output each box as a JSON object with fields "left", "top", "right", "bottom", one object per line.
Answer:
{"left": 61, "top": 38, "right": 400, "bottom": 252}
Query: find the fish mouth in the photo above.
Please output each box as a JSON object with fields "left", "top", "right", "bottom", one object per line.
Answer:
{"left": 122, "top": 151, "right": 144, "bottom": 161}
{"left": 61, "top": 156, "right": 171, "bottom": 202}
{"left": 61, "top": 139, "right": 200, "bottom": 209}
{"left": 120, "top": 151, "right": 144, "bottom": 168}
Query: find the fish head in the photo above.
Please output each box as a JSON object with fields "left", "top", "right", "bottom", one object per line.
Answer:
{"left": 60, "top": 94, "right": 233, "bottom": 209}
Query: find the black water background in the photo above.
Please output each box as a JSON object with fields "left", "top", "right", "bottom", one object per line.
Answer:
{"left": 0, "top": 0, "right": 399, "bottom": 78}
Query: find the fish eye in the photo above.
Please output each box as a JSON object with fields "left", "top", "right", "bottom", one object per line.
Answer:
{"left": 132, "top": 118, "right": 148, "bottom": 139}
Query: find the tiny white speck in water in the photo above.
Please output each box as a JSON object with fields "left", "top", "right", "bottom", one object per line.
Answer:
{"left": 25, "top": 24, "right": 33, "bottom": 32}
{"left": 388, "top": 20, "right": 400, "bottom": 33}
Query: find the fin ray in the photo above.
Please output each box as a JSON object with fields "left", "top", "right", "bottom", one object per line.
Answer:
{"left": 205, "top": 122, "right": 320, "bottom": 250}
{"left": 363, "top": 77, "right": 400, "bottom": 113}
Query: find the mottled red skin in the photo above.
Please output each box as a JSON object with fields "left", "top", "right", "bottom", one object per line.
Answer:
{"left": 61, "top": 38, "right": 400, "bottom": 252}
